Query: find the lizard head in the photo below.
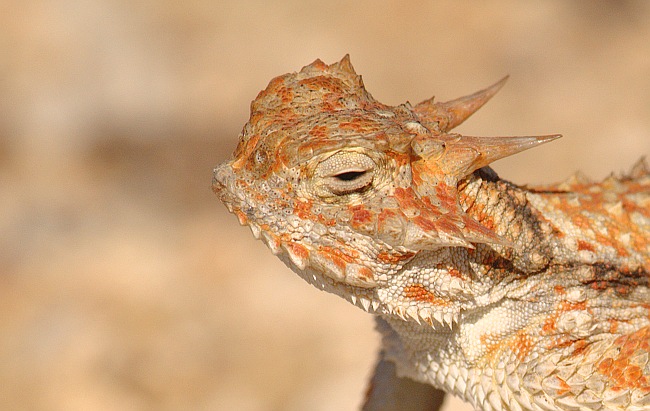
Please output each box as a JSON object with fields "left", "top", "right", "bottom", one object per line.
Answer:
{"left": 213, "top": 56, "right": 559, "bottom": 319}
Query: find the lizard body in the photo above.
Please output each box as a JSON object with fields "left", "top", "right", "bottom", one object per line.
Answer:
{"left": 213, "top": 56, "right": 650, "bottom": 411}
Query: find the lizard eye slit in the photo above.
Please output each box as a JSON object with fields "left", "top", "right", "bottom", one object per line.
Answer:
{"left": 333, "top": 170, "right": 367, "bottom": 181}
{"left": 324, "top": 169, "right": 374, "bottom": 195}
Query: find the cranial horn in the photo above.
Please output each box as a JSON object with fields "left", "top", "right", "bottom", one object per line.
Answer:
{"left": 439, "top": 134, "right": 562, "bottom": 179}
{"left": 330, "top": 54, "right": 365, "bottom": 89}
{"left": 335, "top": 54, "right": 356, "bottom": 74}
{"left": 415, "top": 76, "right": 509, "bottom": 132}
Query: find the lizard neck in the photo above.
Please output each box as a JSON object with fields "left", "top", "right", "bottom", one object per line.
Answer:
{"left": 378, "top": 168, "right": 650, "bottom": 409}
{"left": 460, "top": 166, "right": 650, "bottom": 273}
{"left": 458, "top": 167, "right": 556, "bottom": 273}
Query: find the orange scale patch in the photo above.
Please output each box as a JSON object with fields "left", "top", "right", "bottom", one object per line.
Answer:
{"left": 570, "top": 213, "right": 593, "bottom": 230}
{"left": 409, "top": 168, "right": 425, "bottom": 186}
{"left": 545, "top": 375, "right": 571, "bottom": 396}
{"left": 298, "top": 75, "right": 345, "bottom": 94}
{"left": 308, "top": 125, "right": 329, "bottom": 139}
{"left": 234, "top": 210, "right": 249, "bottom": 225}
{"left": 541, "top": 301, "right": 589, "bottom": 335}
{"left": 377, "top": 250, "right": 415, "bottom": 264}
{"left": 267, "top": 75, "right": 286, "bottom": 89}
{"left": 377, "top": 208, "right": 398, "bottom": 224}
{"left": 512, "top": 331, "right": 535, "bottom": 361}
{"left": 233, "top": 135, "right": 261, "bottom": 169}
{"left": 413, "top": 215, "right": 437, "bottom": 231}
{"left": 465, "top": 199, "right": 486, "bottom": 217}
{"left": 316, "top": 249, "right": 347, "bottom": 272}
{"left": 546, "top": 336, "right": 584, "bottom": 354}
{"left": 276, "top": 85, "right": 294, "bottom": 104}
{"left": 570, "top": 339, "right": 589, "bottom": 358}
{"left": 338, "top": 117, "right": 375, "bottom": 132}
{"left": 478, "top": 333, "right": 509, "bottom": 367}
{"left": 393, "top": 187, "right": 423, "bottom": 209}
{"left": 615, "top": 284, "right": 635, "bottom": 296}
{"left": 432, "top": 217, "right": 462, "bottom": 236}
{"left": 624, "top": 199, "right": 650, "bottom": 218}
{"left": 293, "top": 199, "right": 314, "bottom": 220}
{"left": 319, "top": 245, "right": 359, "bottom": 264}
{"left": 590, "top": 281, "right": 610, "bottom": 291}
{"left": 630, "top": 231, "right": 650, "bottom": 254}
{"left": 595, "top": 232, "right": 629, "bottom": 257}
{"left": 307, "top": 59, "right": 328, "bottom": 71}
{"left": 596, "top": 326, "right": 650, "bottom": 391}
{"left": 247, "top": 111, "right": 265, "bottom": 127}
{"left": 474, "top": 214, "right": 496, "bottom": 230}
{"left": 348, "top": 205, "right": 374, "bottom": 226}
{"left": 278, "top": 107, "right": 294, "bottom": 118}
{"left": 435, "top": 182, "right": 458, "bottom": 203}
{"left": 317, "top": 214, "right": 337, "bottom": 227}
{"left": 448, "top": 267, "right": 464, "bottom": 279}
{"left": 577, "top": 240, "right": 596, "bottom": 252}
{"left": 322, "top": 93, "right": 345, "bottom": 111}
{"left": 403, "top": 284, "right": 450, "bottom": 306}
{"left": 355, "top": 266, "right": 374, "bottom": 282}
{"left": 287, "top": 242, "right": 310, "bottom": 260}
{"left": 541, "top": 313, "right": 557, "bottom": 334}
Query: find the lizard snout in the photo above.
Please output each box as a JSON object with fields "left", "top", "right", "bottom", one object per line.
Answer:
{"left": 212, "top": 162, "right": 232, "bottom": 194}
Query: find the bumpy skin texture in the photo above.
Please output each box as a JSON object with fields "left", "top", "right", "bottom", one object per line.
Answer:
{"left": 213, "top": 56, "right": 650, "bottom": 411}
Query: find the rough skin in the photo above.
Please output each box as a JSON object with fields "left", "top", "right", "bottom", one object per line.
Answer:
{"left": 213, "top": 56, "right": 650, "bottom": 411}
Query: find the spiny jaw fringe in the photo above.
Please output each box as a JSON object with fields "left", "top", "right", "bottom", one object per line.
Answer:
{"left": 243, "top": 214, "right": 458, "bottom": 327}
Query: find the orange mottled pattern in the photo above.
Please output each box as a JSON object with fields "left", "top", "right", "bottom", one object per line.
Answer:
{"left": 541, "top": 300, "right": 588, "bottom": 335}
{"left": 596, "top": 326, "right": 650, "bottom": 392}
{"left": 532, "top": 173, "right": 650, "bottom": 271}
{"left": 480, "top": 329, "right": 535, "bottom": 366}
{"left": 403, "top": 284, "right": 450, "bottom": 306}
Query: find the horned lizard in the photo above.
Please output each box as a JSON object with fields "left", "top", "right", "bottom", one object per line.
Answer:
{"left": 213, "top": 56, "right": 650, "bottom": 411}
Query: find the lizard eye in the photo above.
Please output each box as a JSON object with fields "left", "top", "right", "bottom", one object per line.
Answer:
{"left": 315, "top": 151, "right": 375, "bottom": 196}
{"left": 333, "top": 170, "right": 367, "bottom": 181}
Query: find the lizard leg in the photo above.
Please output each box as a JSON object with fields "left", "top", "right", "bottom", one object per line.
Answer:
{"left": 362, "top": 351, "right": 446, "bottom": 411}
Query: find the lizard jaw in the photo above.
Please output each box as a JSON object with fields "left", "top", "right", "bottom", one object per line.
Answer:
{"left": 215, "top": 161, "right": 380, "bottom": 288}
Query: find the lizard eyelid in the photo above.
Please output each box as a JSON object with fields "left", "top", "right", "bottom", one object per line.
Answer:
{"left": 315, "top": 151, "right": 376, "bottom": 196}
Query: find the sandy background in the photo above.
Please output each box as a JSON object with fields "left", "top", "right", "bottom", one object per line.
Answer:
{"left": 1, "top": 1, "right": 649, "bottom": 410}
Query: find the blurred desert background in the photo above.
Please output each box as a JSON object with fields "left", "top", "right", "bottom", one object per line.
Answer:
{"left": 1, "top": 1, "right": 649, "bottom": 410}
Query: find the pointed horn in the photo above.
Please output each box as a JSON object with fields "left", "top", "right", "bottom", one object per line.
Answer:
{"left": 440, "top": 134, "right": 562, "bottom": 178}
{"left": 468, "top": 134, "right": 561, "bottom": 170}
{"left": 415, "top": 76, "right": 509, "bottom": 132}
{"left": 330, "top": 54, "right": 365, "bottom": 89}
{"left": 336, "top": 54, "right": 356, "bottom": 73}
